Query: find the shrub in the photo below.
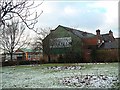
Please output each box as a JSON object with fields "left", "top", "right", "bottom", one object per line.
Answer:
{"left": 96, "top": 49, "right": 119, "bottom": 62}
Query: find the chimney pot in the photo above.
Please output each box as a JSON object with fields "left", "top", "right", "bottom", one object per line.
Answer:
{"left": 96, "top": 29, "right": 100, "bottom": 35}
{"left": 109, "top": 30, "right": 113, "bottom": 36}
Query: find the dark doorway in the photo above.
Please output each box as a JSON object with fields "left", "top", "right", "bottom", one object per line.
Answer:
{"left": 17, "top": 57, "right": 23, "bottom": 61}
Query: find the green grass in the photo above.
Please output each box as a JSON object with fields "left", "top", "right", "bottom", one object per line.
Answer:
{"left": 40, "top": 63, "right": 77, "bottom": 67}
{"left": 1, "top": 63, "right": 119, "bottom": 88}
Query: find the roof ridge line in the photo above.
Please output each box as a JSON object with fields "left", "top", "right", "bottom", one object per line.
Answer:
{"left": 58, "top": 25, "right": 95, "bottom": 35}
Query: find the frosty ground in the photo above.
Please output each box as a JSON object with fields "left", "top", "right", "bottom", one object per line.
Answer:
{"left": 0, "top": 63, "right": 119, "bottom": 89}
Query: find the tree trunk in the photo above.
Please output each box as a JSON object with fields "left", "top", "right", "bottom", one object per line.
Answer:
{"left": 3, "top": 51, "right": 6, "bottom": 62}
{"left": 10, "top": 52, "right": 13, "bottom": 61}
{"left": 48, "top": 55, "right": 50, "bottom": 63}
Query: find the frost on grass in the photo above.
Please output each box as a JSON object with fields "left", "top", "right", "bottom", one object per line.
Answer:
{"left": 45, "top": 66, "right": 83, "bottom": 70}
{"left": 59, "top": 74, "right": 119, "bottom": 88}
{"left": 1, "top": 63, "right": 119, "bottom": 88}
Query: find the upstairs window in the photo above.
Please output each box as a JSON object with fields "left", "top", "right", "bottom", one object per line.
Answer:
{"left": 98, "top": 39, "right": 100, "bottom": 43}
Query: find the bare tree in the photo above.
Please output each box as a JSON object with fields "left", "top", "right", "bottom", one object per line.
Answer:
{"left": 31, "top": 27, "right": 50, "bottom": 51}
{"left": 0, "top": 20, "right": 30, "bottom": 61}
{"left": 0, "top": 0, "right": 43, "bottom": 30}
{"left": 29, "top": 27, "right": 50, "bottom": 63}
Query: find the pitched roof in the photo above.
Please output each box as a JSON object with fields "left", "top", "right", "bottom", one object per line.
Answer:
{"left": 100, "top": 39, "right": 119, "bottom": 49}
{"left": 101, "top": 34, "right": 115, "bottom": 42}
{"left": 20, "top": 48, "right": 33, "bottom": 52}
{"left": 102, "top": 42, "right": 118, "bottom": 49}
{"left": 18, "top": 48, "right": 41, "bottom": 53}
{"left": 43, "top": 25, "right": 96, "bottom": 41}
{"left": 59, "top": 25, "right": 95, "bottom": 38}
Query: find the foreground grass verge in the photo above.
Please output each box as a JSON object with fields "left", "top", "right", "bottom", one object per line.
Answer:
{"left": 0, "top": 63, "right": 119, "bottom": 89}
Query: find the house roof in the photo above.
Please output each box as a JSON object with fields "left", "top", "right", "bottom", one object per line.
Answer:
{"left": 100, "top": 40, "right": 119, "bottom": 49}
{"left": 43, "top": 25, "right": 96, "bottom": 41}
{"left": 19, "top": 48, "right": 33, "bottom": 52}
{"left": 17, "top": 48, "right": 41, "bottom": 53}
{"left": 98, "top": 32, "right": 118, "bottom": 49}
{"left": 100, "top": 34, "right": 115, "bottom": 42}
{"left": 59, "top": 25, "right": 95, "bottom": 38}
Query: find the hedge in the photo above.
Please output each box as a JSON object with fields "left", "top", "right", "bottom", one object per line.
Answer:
{"left": 95, "top": 49, "right": 119, "bottom": 62}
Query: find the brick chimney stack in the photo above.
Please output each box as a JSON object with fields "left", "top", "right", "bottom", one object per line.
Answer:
{"left": 96, "top": 29, "right": 100, "bottom": 36}
{"left": 109, "top": 30, "right": 113, "bottom": 36}
{"left": 109, "top": 30, "right": 114, "bottom": 42}
{"left": 96, "top": 29, "right": 101, "bottom": 44}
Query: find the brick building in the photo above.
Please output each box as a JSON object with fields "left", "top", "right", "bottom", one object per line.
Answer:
{"left": 15, "top": 48, "right": 43, "bottom": 61}
{"left": 43, "top": 25, "right": 119, "bottom": 63}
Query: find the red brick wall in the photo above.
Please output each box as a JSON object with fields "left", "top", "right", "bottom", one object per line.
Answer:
{"left": 82, "top": 49, "right": 92, "bottom": 62}
{"left": 83, "top": 37, "right": 98, "bottom": 45}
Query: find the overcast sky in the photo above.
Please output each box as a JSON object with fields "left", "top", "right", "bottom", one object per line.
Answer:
{"left": 32, "top": 0, "right": 119, "bottom": 38}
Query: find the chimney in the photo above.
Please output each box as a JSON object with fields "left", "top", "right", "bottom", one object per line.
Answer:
{"left": 109, "top": 30, "right": 114, "bottom": 42}
{"left": 109, "top": 30, "right": 113, "bottom": 36}
{"left": 96, "top": 29, "right": 100, "bottom": 35}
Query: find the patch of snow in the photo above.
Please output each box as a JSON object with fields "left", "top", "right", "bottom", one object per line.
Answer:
{"left": 59, "top": 74, "right": 118, "bottom": 88}
{"left": 45, "top": 66, "right": 82, "bottom": 70}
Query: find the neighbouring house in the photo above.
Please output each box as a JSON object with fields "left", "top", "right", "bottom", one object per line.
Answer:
{"left": 95, "top": 30, "right": 119, "bottom": 62}
{"left": 42, "top": 25, "right": 119, "bottom": 63}
{"left": 96, "top": 30, "right": 118, "bottom": 49}
{"left": 2, "top": 48, "right": 43, "bottom": 62}
{"left": 15, "top": 48, "right": 43, "bottom": 61}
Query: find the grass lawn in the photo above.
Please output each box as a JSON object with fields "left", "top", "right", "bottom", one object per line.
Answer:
{"left": 0, "top": 63, "right": 119, "bottom": 89}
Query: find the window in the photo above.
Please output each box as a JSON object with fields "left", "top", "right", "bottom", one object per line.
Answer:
{"left": 98, "top": 39, "right": 100, "bottom": 43}
{"left": 28, "top": 54, "right": 31, "bottom": 59}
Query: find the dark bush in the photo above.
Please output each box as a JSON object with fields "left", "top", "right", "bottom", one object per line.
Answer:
{"left": 2, "top": 61, "right": 17, "bottom": 66}
{"left": 2, "top": 60, "right": 44, "bottom": 66}
{"left": 96, "top": 49, "right": 119, "bottom": 62}
{"left": 58, "top": 52, "right": 81, "bottom": 63}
